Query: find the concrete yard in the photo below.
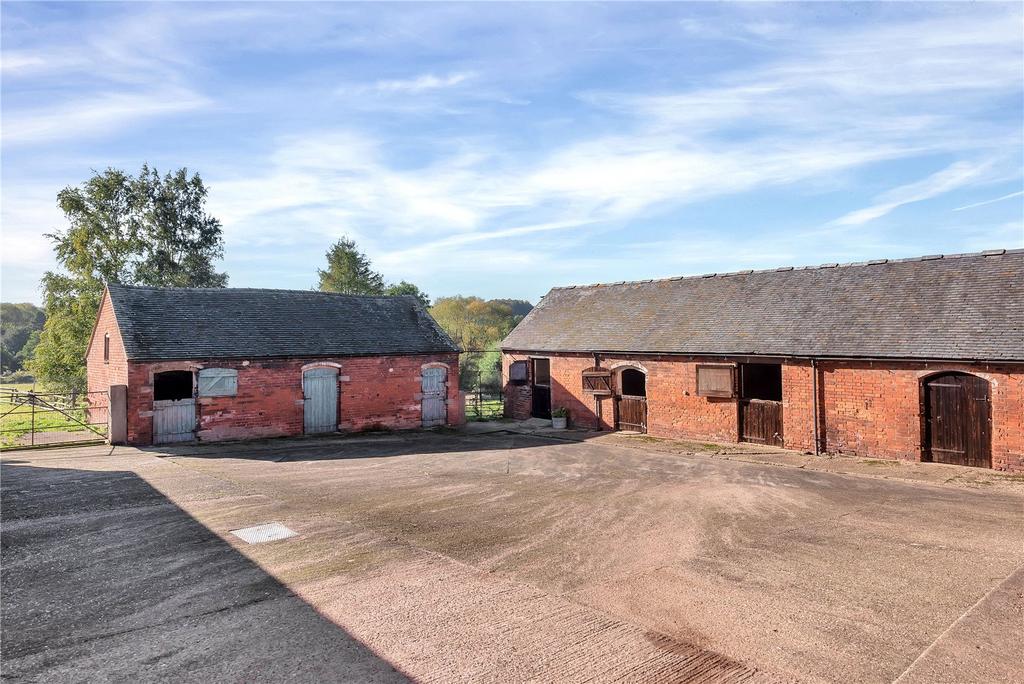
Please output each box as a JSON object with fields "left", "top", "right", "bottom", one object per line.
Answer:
{"left": 2, "top": 431, "right": 1023, "bottom": 683}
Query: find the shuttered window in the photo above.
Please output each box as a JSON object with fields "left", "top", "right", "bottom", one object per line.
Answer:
{"left": 582, "top": 368, "right": 612, "bottom": 395}
{"left": 198, "top": 368, "right": 238, "bottom": 397}
{"left": 696, "top": 365, "right": 735, "bottom": 398}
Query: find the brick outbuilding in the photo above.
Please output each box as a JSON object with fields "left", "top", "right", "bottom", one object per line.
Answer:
{"left": 502, "top": 249, "right": 1024, "bottom": 472}
{"left": 87, "top": 286, "right": 461, "bottom": 446}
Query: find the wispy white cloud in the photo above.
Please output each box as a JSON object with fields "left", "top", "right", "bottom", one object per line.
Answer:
{"left": 953, "top": 190, "right": 1024, "bottom": 212}
{"left": 2, "top": 88, "right": 210, "bottom": 146}
{"left": 3, "top": 1, "right": 1021, "bottom": 302}
{"left": 374, "top": 72, "right": 474, "bottom": 93}
{"left": 832, "top": 161, "right": 992, "bottom": 227}
{"left": 0, "top": 52, "right": 58, "bottom": 73}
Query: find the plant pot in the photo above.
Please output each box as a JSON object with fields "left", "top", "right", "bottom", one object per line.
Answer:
{"left": 551, "top": 416, "right": 567, "bottom": 429}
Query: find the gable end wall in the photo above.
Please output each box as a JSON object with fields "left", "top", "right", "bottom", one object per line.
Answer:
{"left": 86, "top": 291, "right": 129, "bottom": 392}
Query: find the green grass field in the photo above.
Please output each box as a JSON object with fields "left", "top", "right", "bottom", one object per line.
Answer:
{"left": 0, "top": 382, "right": 37, "bottom": 391}
{"left": 465, "top": 398, "right": 504, "bottom": 421}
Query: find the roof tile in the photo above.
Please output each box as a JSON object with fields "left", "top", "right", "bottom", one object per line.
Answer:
{"left": 108, "top": 286, "right": 458, "bottom": 360}
{"left": 501, "top": 250, "right": 1024, "bottom": 361}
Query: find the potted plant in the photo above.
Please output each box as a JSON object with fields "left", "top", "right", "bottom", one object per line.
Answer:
{"left": 551, "top": 407, "right": 569, "bottom": 429}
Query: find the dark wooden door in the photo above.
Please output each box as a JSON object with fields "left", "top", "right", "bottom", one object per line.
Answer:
{"left": 616, "top": 396, "right": 647, "bottom": 432}
{"left": 532, "top": 386, "right": 551, "bottom": 419}
{"left": 739, "top": 399, "right": 783, "bottom": 446}
{"left": 924, "top": 374, "right": 991, "bottom": 468}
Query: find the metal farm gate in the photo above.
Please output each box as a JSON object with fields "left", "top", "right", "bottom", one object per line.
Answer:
{"left": 460, "top": 351, "right": 506, "bottom": 421}
{"left": 0, "top": 388, "right": 108, "bottom": 449}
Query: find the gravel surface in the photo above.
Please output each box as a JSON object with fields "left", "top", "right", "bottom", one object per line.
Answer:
{"left": 2, "top": 432, "right": 1022, "bottom": 682}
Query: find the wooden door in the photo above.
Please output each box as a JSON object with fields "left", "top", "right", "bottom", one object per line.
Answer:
{"left": 532, "top": 387, "right": 551, "bottom": 419}
{"left": 153, "top": 398, "right": 196, "bottom": 444}
{"left": 739, "top": 399, "right": 783, "bottom": 446}
{"left": 616, "top": 396, "right": 647, "bottom": 433}
{"left": 924, "top": 373, "right": 991, "bottom": 468}
{"left": 303, "top": 367, "right": 338, "bottom": 434}
{"left": 421, "top": 367, "right": 448, "bottom": 427}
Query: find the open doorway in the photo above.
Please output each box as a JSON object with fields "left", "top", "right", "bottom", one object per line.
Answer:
{"left": 738, "top": 363, "right": 782, "bottom": 446}
{"left": 531, "top": 358, "right": 551, "bottom": 419}
{"left": 615, "top": 367, "right": 647, "bottom": 433}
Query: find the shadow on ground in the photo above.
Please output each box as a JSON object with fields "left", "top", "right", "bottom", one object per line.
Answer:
{"left": 138, "top": 427, "right": 575, "bottom": 462}
{"left": 0, "top": 461, "right": 407, "bottom": 682}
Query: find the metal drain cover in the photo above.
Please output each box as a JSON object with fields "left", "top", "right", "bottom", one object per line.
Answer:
{"left": 230, "top": 523, "right": 297, "bottom": 544}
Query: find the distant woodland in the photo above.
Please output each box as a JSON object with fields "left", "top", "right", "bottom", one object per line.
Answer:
{"left": 1, "top": 303, "right": 45, "bottom": 380}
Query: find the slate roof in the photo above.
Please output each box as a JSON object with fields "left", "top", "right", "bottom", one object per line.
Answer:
{"left": 501, "top": 249, "right": 1024, "bottom": 362}
{"left": 107, "top": 285, "right": 459, "bottom": 360}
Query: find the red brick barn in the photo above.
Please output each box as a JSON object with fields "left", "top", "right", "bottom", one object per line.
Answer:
{"left": 502, "top": 249, "right": 1024, "bottom": 472}
{"left": 87, "top": 285, "right": 461, "bottom": 446}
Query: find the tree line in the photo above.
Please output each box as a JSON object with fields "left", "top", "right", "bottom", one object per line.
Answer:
{"left": 3, "top": 165, "right": 530, "bottom": 392}
{"left": 316, "top": 238, "right": 530, "bottom": 391}
{"left": 1, "top": 303, "right": 45, "bottom": 379}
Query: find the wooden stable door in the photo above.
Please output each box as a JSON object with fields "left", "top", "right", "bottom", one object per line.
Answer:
{"left": 616, "top": 396, "right": 647, "bottom": 433}
{"left": 739, "top": 400, "right": 783, "bottom": 446}
{"left": 738, "top": 363, "right": 783, "bottom": 447}
{"left": 153, "top": 370, "right": 196, "bottom": 444}
{"left": 153, "top": 399, "right": 196, "bottom": 444}
{"left": 615, "top": 368, "right": 647, "bottom": 433}
{"left": 924, "top": 373, "right": 991, "bottom": 468}
{"left": 303, "top": 367, "right": 339, "bottom": 434}
{"left": 421, "top": 366, "right": 448, "bottom": 427}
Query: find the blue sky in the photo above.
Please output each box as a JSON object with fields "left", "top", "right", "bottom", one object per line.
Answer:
{"left": 3, "top": 1, "right": 1022, "bottom": 305}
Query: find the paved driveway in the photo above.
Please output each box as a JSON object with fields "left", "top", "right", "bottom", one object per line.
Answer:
{"left": 2, "top": 431, "right": 1022, "bottom": 682}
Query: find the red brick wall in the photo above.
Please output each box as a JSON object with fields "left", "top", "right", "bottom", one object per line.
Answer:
{"left": 86, "top": 292, "right": 129, "bottom": 392}
{"left": 818, "top": 361, "right": 1023, "bottom": 472}
{"left": 502, "top": 351, "right": 1024, "bottom": 472}
{"left": 503, "top": 352, "right": 743, "bottom": 440}
{"left": 85, "top": 291, "right": 127, "bottom": 424}
{"left": 124, "top": 353, "right": 460, "bottom": 445}
{"left": 502, "top": 353, "right": 533, "bottom": 420}
{"left": 819, "top": 363, "right": 920, "bottom": 461}
{"left": 782, "top": 362, "right": 815, "bottom": 453}
{"left": 503, "top": 352, "right": 612, "bottom": 428}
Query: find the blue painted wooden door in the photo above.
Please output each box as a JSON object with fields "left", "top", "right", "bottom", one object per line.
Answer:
{"left": 153, "top": 398, "right": 196, "bottom": 444}
{"left": 421, "top": 367, "right": 447, "bottom": 427}
{"left": 303, "top": 367, "right": 338, "bottom": 434}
